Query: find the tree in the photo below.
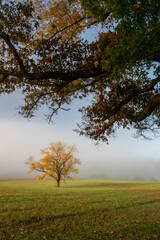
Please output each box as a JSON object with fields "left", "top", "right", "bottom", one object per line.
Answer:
{"left": 0, "top": 0, "right": 159, "bottom": 143}
{"left": 25, "top": 142, "right": 80, "bottom": 187}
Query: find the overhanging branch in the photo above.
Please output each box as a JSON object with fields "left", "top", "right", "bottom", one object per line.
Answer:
{"left": 0, "top": 66, "right": 105, "bottom": 82}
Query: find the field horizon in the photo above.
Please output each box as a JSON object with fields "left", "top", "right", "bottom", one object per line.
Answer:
{"left": 0, "top": 178, "right": 159, "bottom": 182}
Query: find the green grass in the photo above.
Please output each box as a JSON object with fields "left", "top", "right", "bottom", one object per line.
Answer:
{"left": 0, "top": 180, "right": 160, "bottom": 239}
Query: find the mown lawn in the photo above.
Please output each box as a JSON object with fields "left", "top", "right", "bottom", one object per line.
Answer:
{"left": 0, "top": 180, "right": 160, "bottom": 239}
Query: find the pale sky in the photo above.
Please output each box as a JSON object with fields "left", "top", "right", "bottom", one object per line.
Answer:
{"left": 0, "top": 91, "right": 160, "bottom": 181}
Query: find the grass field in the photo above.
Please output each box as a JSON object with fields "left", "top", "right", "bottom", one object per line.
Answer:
{"left": 0, "top": 180, "right": 160, "bottom": 240}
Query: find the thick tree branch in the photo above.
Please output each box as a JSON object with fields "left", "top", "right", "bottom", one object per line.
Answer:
{"left": 0, "top": 31, "right": 28, "bottom": 76}
{"left": 134, "top": 94, "right": 160, "bottom": 122}
{"left": 29, "top": 67, "right": 105, "bottom": 81}
{"left": 104, "top": 76, "right": 160, "bottom": 120}
{"left": 0, "top": 66, "right": 105, "bottom": 82}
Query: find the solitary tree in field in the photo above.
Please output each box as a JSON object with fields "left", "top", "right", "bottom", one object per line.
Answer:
{"left": 25, "top": 142, "right": 80, "bottom": 187}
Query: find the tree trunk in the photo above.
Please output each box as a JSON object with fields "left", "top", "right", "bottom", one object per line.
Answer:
{"left": 57, "top": 178, "right": 60, "bottom": 187}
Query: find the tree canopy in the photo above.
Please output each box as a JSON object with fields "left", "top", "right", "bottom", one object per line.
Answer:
{"left": 25, "top": 141, "right": 80, "bottom": 187}
{"left": 0, "top": 0, "right": 159, "bottom": 143}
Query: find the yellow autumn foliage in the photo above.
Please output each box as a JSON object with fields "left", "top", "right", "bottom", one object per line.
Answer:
{"left": 25, "top": 141, "right": 80, "bottom": 187}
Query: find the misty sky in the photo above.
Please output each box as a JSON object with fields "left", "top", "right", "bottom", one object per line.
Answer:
{"left": 0, "top": 91, "right": 160, "bottom": 181}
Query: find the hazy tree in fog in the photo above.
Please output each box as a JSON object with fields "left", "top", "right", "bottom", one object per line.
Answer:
{"left": 25, "top": 141, "right": 80, "bottom": 187}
